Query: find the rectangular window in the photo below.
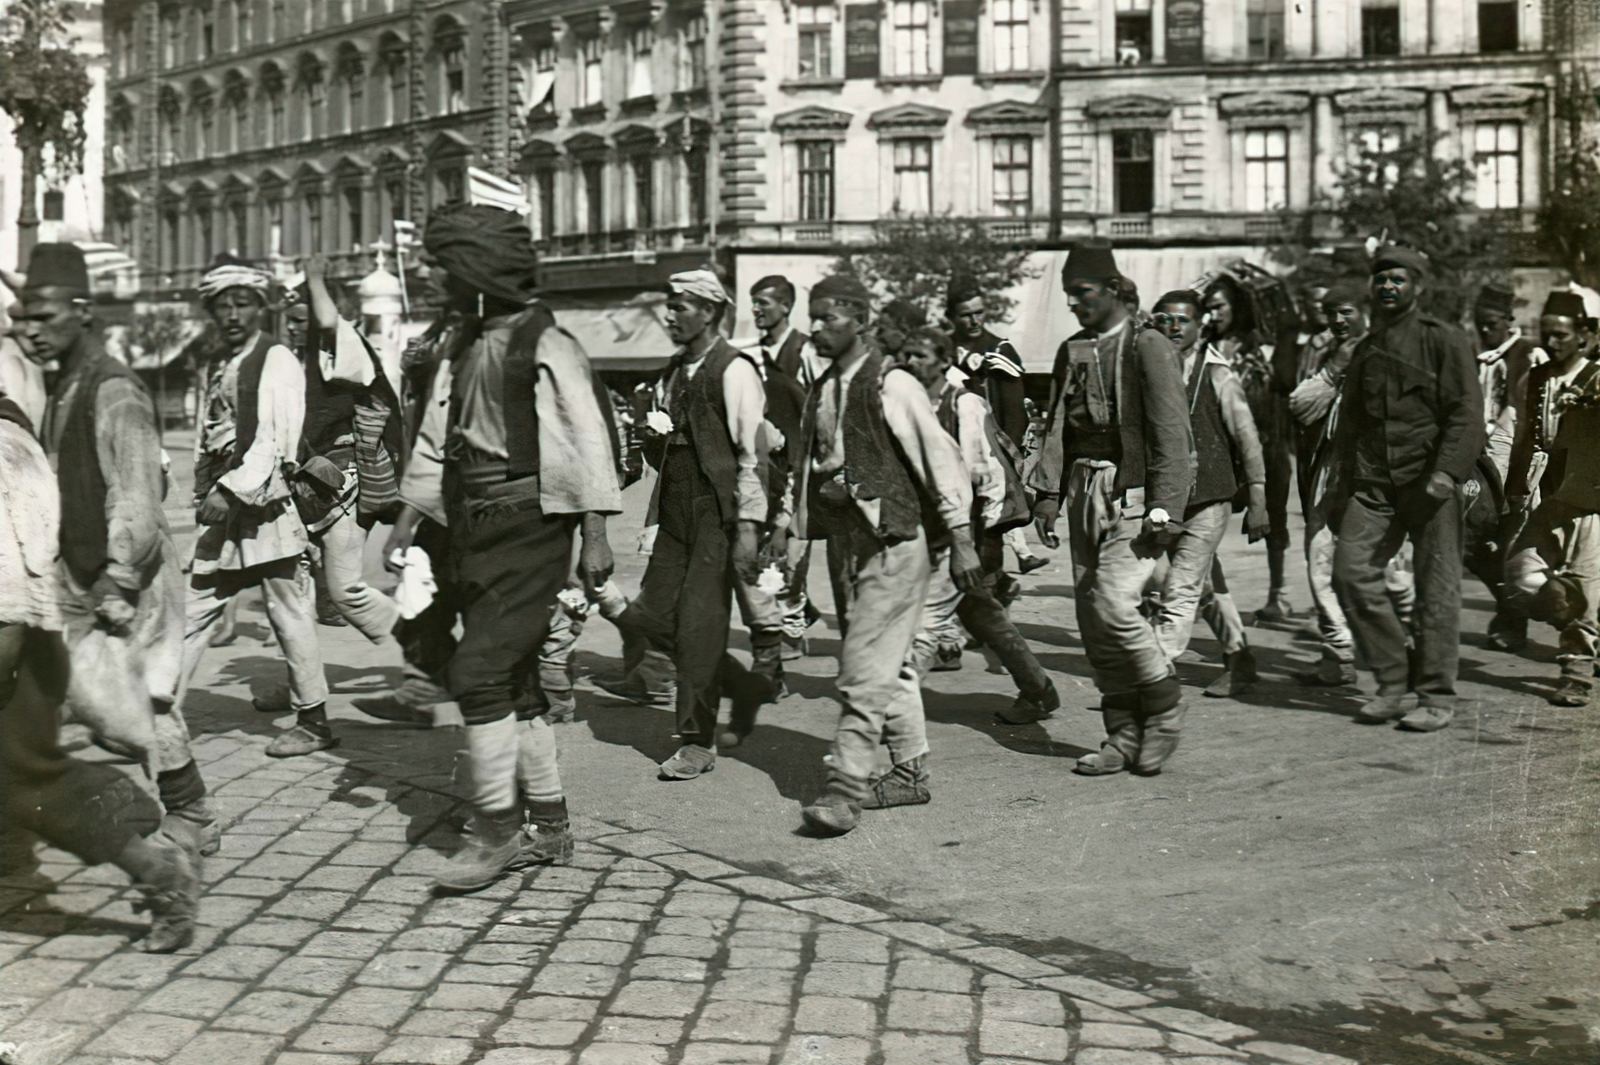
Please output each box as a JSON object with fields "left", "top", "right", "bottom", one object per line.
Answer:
{"left": 632, "top": 156, "right": 654, "bottom": 229}
{"left": 1112, "top": 128, "right": 1154, "bottom": 214}
{"left": 1475, "top": 120, "right": 1521, "bottom": 209}
{"left": 680, "top": 15, "right": 707, "bottom": 90}
{"left": 535, "top": 169, "right": 555, "bottom": 239}
{"left": 993, "top": 0, "right": 1029, "bottom": 71}
{"left": 992, "top": 135, "right": 1031, "bottom": 217}
{"left": 236, "top": 3, "right": 249, "bottom": 48}
{"left": 797, "top": 4, "right": 834, "bottom": 79}
{"left": 42, "top": 190, "right": 65, "bottom": 222}
{"left": 163, "top": 210, "right": 180, "bottom": 267}
{"left": 891, "top": 0, "right": 931, "bottom": 76}
{"left": 344, "top": 187, "right": 363, "bottom": 250}
{"left": 1362, "top": 1, "right": 1401, "bottom": 56}
{"left": 385, "top": 178, "right": 406, "bottom": 233}
{"left": 892, "top": 137, "right": 933, "bottom": 215}
{"left": 1114, "top": 0, "right": 1150, "bottom": 66}
{"left": 445, "top": 51, "right": 466, "bottom": 114}
{"left": 798, "top": 140, "right": 834, "bottom": 221}
{"left": 1478, "top": 1, "right": 1517, "bottom": 52}
{"left": 268, "top": 199, "right": 284, "bottom": 255}
{"left": 628, "top": 26, "right": 654, "bottom": 98}
{"left": 306, "top": 193, "right": 322, "bottom": 252}
{"left": 231, "top": 201, "right": 248, "bottom": 253}
{"left": 202, "top": 11, "right": 215, "bottom": 56}
{"left": 686, "top": 147, "right": 708, "bottom": 227}
{"left": 582, "top": 160, "right": 605, "bottom": 233}
{"left": 582, "top": 36, "right": 605, "bottom": 106}
{"left": 1247, "top": 0, "right": 1285, "bottom": 60}
{"left": 1244, "top": 127, "right": 1288, "bottom": 212}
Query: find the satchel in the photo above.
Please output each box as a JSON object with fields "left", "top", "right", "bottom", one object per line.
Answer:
{"left": 291, "top": 453, "right": 346, "bottom": 527}
{"left": 983, "top": 414, "right": 1034, "bottom": 533}
{"left": 352, "top": 399, "right": 401, "bottom": 523}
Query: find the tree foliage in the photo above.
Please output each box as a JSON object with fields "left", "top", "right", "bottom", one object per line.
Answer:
{"left": 126, "top": 305, "right": 202, "bottom": 367}
{"left": 1272, "top": 135, "right": 1509, "bottom": 322}
{"left": 829, "top": 215, "right": 1044, "bottom": 325}
{"left": 1538, "top": 69, "right": 1600, "bottom": 291}
{"left": 0, "top": 0, "right": 91, "bottom": 174}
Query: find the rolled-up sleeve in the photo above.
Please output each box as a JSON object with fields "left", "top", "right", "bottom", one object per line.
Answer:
{"left": 882, "top": 370, "right": 972, "bottom": 530}
{"left": 219, "top": 345, "right": 303, "bottom": 507}
{"left": 724, "top": 354, "right": 769, "bottom": 523}
{"left": 320, "top": 318, "right": 379, "bottom": 387}
{"left": 399, "top": 359, "right": 452, "bottom": 526}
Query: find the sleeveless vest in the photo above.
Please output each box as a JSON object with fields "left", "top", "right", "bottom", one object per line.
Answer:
{"left": 447, "top": 306, "right": 558, "bottom": 486}
{"left": 230, "top": 333, "right": 280, "bottom": 472}
{"left": 56, "top": 354, "right": 148, "bottom": 587}
{"left": 1186, "top": 360, "right": 1240, "bottom": 514}
{"left": 301, "top": 320, "right": 359, "bottom": 457}
{"left": 677, "top": 339, "right": 747, "bottom": 526}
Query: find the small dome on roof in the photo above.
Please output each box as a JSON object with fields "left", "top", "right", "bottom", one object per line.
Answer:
{"left": 358, "top": 266, "right": 403, "bottom": 299}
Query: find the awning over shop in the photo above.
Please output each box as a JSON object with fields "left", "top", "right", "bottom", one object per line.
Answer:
{"left": 546, "top": 291, "right": 674, "bottom": 371}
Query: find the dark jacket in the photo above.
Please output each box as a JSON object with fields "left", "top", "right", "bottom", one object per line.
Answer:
{"left": 1028, "top": 319, "right": 1195, "bottom": 519}
{"left": 1506, "top": 359, "right": 1600, "bottom": 512}
{"left": 769, "top": 327, "right": 810, "bottom": 383}
{"left": 958, "top": 329, "right": 1028, "bottom": 444}
{"left": 1328, "top": 306, "right": 1484, "bottom": 498}
{"left": 54, "top": 350, "right": 147, "bottom": 588}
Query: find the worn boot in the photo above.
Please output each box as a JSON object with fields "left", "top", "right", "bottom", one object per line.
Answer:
{"left": 1398, "top": 700, "right": 1455, "bottom": 732}
{"left": 1254, "top": 584, "right": 1293, "bottom": 627}
{"left": 861, "top": 755, "right": 931, "bottom": 809}
{"left": 434, "top": 807, "right": 522, "bottom": 894}
{"left": 156, "top": 760, "right": 221, "bottom": 857}
{"left": 517, "top": 798, "right": 574, "bottom": 867}
{"left": 1133, "top": 676, "right": 1186, "bottom": 775}
{"left": 117, "top": 828, "right": 200, "bottom": 953}
{"left": 266, "top": 705, "right": 337, "bottom": 757}
{"left": 1354, "top": 691, "right": 1417, "bottom": 724}
{"left": 1295, "top": 655, "right": 1357, "bottom": 687}
{"left": 1074, "top": 692, "right": 1142, "bottom": 776}
{"left": 597, "top": 636, "right": 677, "bottom": 706}
{"left": 1486, "top": 611, "right": 1528, "bottom": 654}
{"left": 718, "top": 661, "right": 778, "bottom": 750}
{"left": 996, "top": 679, "right": 1061, "bottom": 725}
{"left": 801, "top": 770, "right": 868, "bottom": 837}
{"left": 930, "top": 644, "right": 963, "bottom": 672}
{"left": 1204, "top": 647, "right": 1258, "bottom": 699}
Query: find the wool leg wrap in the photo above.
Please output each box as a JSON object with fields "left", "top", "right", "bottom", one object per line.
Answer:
{"left": 515, "top": 716, "right": 563, "bottom": 804}
{"left": 465, "top": 714, "right": 520, "bottom": 814}
{"left": 155, "top": 760, "right": 208, "bottom": 810}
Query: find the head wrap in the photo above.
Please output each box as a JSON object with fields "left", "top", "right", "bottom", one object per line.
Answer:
{"left": 750, "top": 274, "right": 796, "bottom": 306}
{"left": 668, "top": 267, "right": 731, "bottom": 306}
{"left": 810, "top": 274, "right": 872, "bottom": 312}
{"left": 1370, "top": 244, "right": 1429, "bottom": 279}
{"left": 23, "top": 243, "right": 89, "bottom": 296}
{"left": 1542, "top": 291, "right": 1589, "bottom": 321}
{"left": 1062, "top": 238, "right": 1120, "bottom": 283}
{"left": 198, "top": 256, "right": 274, "bottom": 302}
{"left": 946, "top": 274, "right": 983, "bottom": 310}
{"left": 422, "top": 203, "right": 540, "bottom": 307}
{"left": 1475, "top": 284, "right": 1515, "bottom": 317}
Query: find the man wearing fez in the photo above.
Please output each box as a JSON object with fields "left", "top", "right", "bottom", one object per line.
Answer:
{"left": 1501, "top": 292, "right": 1600, "bottom": 706}
{"left": 1475, "top": 283, "right": 1541, "bottom": 484}
{"left": 388, "top": 204, "right": 620, "bottom": 892}
{"left": 1328, "top": 246, "right": 1485, "bottom": 732}
{"left": 613, "top": 269, "right": 770, "bottom": 776}
{"left": 793, "top": 275, "right": 977, "bottom": 835}
{"left": 9, "top": 243, "right": 219, "bottom": 856}
{"left": 1028, "top": 239, "right": 1195, "bottom": 776}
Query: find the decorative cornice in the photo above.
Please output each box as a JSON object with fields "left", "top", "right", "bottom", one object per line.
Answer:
{"left": 1084, "top": 94, "right": 1173, "bottom": 120}
{"left": 1218, "top": 91, "right": 1310, "bottom": 117}
{"left": 772, "top": 105, "right": 852, "bottom": 133}
{"left": 866, "top": 102, "right": 952, "bottom": 132}
{"left": 1332, "top": 87, "right": 1427, "bottom": 113}
{"left": 565, "top": 130, "right": 609, "bottom": 156}
{"left": 964, "top": 100, "right": 1048, "bottom": 133}
{"left": 1450, "top": 84, "right": 1541, "bottom": 109}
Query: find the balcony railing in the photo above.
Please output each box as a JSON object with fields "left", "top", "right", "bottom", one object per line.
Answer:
{"left": 538, "top": 225, "right": 710, "bottom": 261}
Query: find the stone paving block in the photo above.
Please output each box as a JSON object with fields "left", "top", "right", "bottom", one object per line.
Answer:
{"left": 584, "top": 902, "right": 655, "bottom": 922}
{"left": 492, "top": 1019, "right": 590, "bottom": 1046}
{"left": 595, "top": 887, "right": 668, "bottom": 905}
{"left": 167, "top": 1031, "right": 281, "bottom": 1065}
{"left": 229, "top": 917, "right": 322, "bottom": 948}
{"left": 135, "top": 977, "right": 247, "bottom": 1019}
{"left": 593, "top": 1015, "right": 687, "bottom": 1044}
{"left": 485, "top": 923, "right": 560, "bottom": 946}
{"left": 332, "top": 842, "right": 411, "bottom": 866}
{"left": 720, "top": 876, "right": 813, "bottom": 901}
{"left": 441, "top": 962, "right": 526, "bottom": 985}
{"left": 679, "top": 1044, "right": 771, "bottom": 1065}
{"left": 1134, "top": 1006, "right": 1256, "bottom": 1043}
{"left": 629, "top": 956, "right": 709, "bottom": 982}
{"left": 575, "top": 1043, "right": 669, "bottom": 1065}
{"left": 334, "top": 904, "right": 418, "bottom": 933}
{"left": 707, "top": 967, "right": 797, "bottom": 1004}
{"left": 391, "top": 926, "right": 474, "bottom": 952}
{"left": 978, "top": 1020, "right": 1071, "bottom": 1061}
{"left": 362, "top": 876, "right": 437, "bottom": 905}
{"left": 551, "top": 938, "right": 634, "bottom": 965}
{"left": 301, "top": 930, "right": 392, "bottom": 959}
{"left": 297, "top": 866, "right": 382, "bottom": 892}
{"left": 529, "top": 962, "right": 623, "bottom": 997}
{"left": 398, "top": 1009, "right": 499, "bottom": 1037}
{"left": 814, "top": 929, "right": 891, "bottom": 963}
{"left": 783, "top": 897, "right": 888, "bottom": 925}
{"left": 214, "top": 991, "right": 323, "bottom": 1034}
{"left": 870, "top": 921, "right": 979, "bottom": 952}
{"left": 463, "top": 942, "right": 544, "bottom": 966}
{"left": 82, "top": 1012, "right": 204, "bottom": 1058}
{"left": 1033, "top": 976, "right": 1154, "bottom": 1010}
{"left": 215, "top": 835, "right": 274, "bottom": 859}
{"left": 1167, "top": 1057, "right": 1250, "bottom": 1065}
{"left": 880, "top": 1032, "right": 973, "bottom": 1065}
{"left": 211, "top": 877, "right": 289, "bottom": 898}
{"left": 691, "top": 1000, "right": 791, "bottom": 1044}
{"left": 29, "top": 933, "right": 126, "bottom": 960}
{"left": 267, "top": 832, "right": 352, "bottom": 857}
{"left": 0, "top": 1018, "right": 94, "bottom": 1065}
{"left": 893, "top": 954, "right": 975, "bottom": 993}
{"left": 1165, "top": 1033, "right": 1248, "bottom": 1058}
{"left": 664, "top": 892, "right": 743, "bottom": 920}
{"left": 27, "top": 986, "right": 141, "bottom": 1022}
{"left": 373, "top": 1035, "right": 475, "bottom": 1064}
{"left": 1238, "top": 1043, "right": 1357, "bottom": 1065}
{"left": 792, "top": 995, "right": 876, "bottom": 1037}
{"left": 956, "top": 947, "right": 1063, "bottom": 980}
{"left": 275, "top": 1056, "right": 368, "bottom": 1065}
{"left": 1079, "top": 1023, "right": 1163, "bottom": 1049}
{"left": 195, "top": 894, "right": 266, "bottom": 929}
{"left": 356, "top": 951, "right": 453, "bottom": 989}
{"left": 649, "top": 852, "right": 744, "bottom": 880}
{"left": 1072, "top": 1051, "right": 1167, "bottom": 1065}
{"left": 777, "top": 1034, "right": 871, "bottom": 1065}
{"left": 261, "top": 954, "right": 366, "bottom": 995}
{"left": 528, "top": 867, "right": 603, "bottom": 892}
{"left": 654, "top": 916, "right": 722, "bottom": 938}
{"left": 726, "top": 946, "right": 802, "bottom": 969}
{"left": 0, "top": 958, "right": 86, "bottom": 996}
{"left": 294, "top": 1024, "right": 391, "bottom": 1053}
{"left": 511, "top": 996, "right": 603, "bottom": 1022}
{"left": 596, "top": 833, "right": 682, "bottom": 858}
{"left": 419, "top": 982, "right": 515, "bottom": 1012}
{"left": 730, "top": 929, "right": 804, "bottom": 950}
{"left": 508, "top": 891, "right": 588, "bottom": 912}
{"left": 421, "top": 897, "right": 501, "bottom": 927}
{"left": 320, "top": 986, "right": 424, "bottom": 1027}
{"left": 802, "top": 961, "right": 887, "bottom": 998}
{"left": 640, "top": 934, "right": 720, "bottom": 959}
{"left": 182, "top": 946, "right": 286, "bottom": 982}
{"left": 82, "top": 953, "right": 183, "bottom": 989}
{"left": 983, "top": 989, "right": 1067, "bottom": 1027}
{"left": 608, "top": 978, "right": 704, "bottom": 1018}
{"left": 236, "top": 853, "right": 321, "bottom": 880}
{"left": 1071, "top": 1000, "right": 1138, "bottom": 1024}
{"left": 480, "top": 1051, "right": 572, "bottom": 1065}
{"left": 886, "top": 989, "right": 975, "bottom": 1032}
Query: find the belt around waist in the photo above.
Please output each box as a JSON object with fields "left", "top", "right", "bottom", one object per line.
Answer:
{"left": 453, "top": 459, "right": 536, "bottom": 494}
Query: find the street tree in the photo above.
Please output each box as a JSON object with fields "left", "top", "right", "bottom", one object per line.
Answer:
{"left": 828, "top": 214, "right": 1043, "bottom": 326}
{"left": 1538, "top": 67, "right": 1600, "bottom": 291}
{"left": 0, "top": 0, "right": 91, "bottom": 262}
{"left": 1273, "top": 134, "right": 1509, "bottom": 322}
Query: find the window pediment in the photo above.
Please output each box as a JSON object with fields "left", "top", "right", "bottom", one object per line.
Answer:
{"left": 426, "top": 130, "right": 474, "bottom": 159}
{"left": 1219, "top": 91, "right": 1309, "bottom": 117}
{"left": 965, "top": 100, "right": 1048, "bottom": 134}
{"left": 1450, "top": 84, "right": 1540, "bottom": 110}
{"left": 521, "top": 138, "right": 561, "bottom": 165}
{"left": 565, "top": 131, "right": 609, "bottom": 156}
{"left": 1333, "top": 88, "right": 1426, "bottom": 114}
{"left": 615, "top": 123, "right": 662, "bottom": 150}
{"left": 1085, "top": 94, "right": 1173, "bottom": 121}
{"left": 256, "top": 165, "right": 290, "bottom": 188}
{"left": 867, "top": 103, "right": 951, "bottom": 132}
{"left": 772, "top": 105, "right": 853, "bottom": 134}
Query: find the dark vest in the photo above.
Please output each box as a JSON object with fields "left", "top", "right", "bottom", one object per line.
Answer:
{"left": 805, "top": 352, "right": 930, "bottom": 545}
{"left": 301, "top": 322, "right": 359, "bottom": 457}
{"left": 772, "top": 327, "right": 809, "bottom": 382}
{"left": 56, "top": 353, "right": 147, "bottom": 587}
{"left": 230, "top": 333, "right": 279, "bottom": 471}
{"left": 676, "top": 339, "right": 747, "bottom": 526}
{"left": 447, "top": 306, "right": 557, "bottom": 484}
{"left": 1186, "top": 360, "right": 1240, "bottom": 514}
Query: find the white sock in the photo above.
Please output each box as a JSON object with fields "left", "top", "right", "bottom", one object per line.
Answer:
{"left": 516, "top": 716, "right": 563, "bottom": 804}
{"left": 464, "top": 715, "right": 519, "bottom": 813}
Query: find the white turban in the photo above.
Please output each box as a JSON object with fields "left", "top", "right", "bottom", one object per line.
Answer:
{"left": 198, "top": 263, "right": 275, "bottom": 301}
{"left": 668, "top": 268, "right": 730, "bottom": 306}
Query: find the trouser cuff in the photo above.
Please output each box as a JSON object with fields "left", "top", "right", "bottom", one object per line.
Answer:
{"left": 1137, "top": 675, "right": 1183, "bottom": 714}
{"left": 155, "top": 760, "right": 208, "bottom": 809}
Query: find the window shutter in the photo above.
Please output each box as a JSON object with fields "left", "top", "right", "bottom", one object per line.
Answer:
{"left": 844, "top": 4, "right": 880, "bottom": 79}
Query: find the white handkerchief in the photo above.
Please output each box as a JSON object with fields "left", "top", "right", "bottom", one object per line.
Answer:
{"left": 756, "top": 564, "right": 787, "bottom": 595}
{"left": 646, "top": 410, "right": 674, "bottom": 435}
{"left": 392, "top": 545, "right": 437, "bottom": 620}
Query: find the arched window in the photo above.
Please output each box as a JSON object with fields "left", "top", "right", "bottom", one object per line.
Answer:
{"left": 190, "top": 81, "right": 216, "bottom": 156}
{"left": 433, "top": 16, "right": 466, "bottom": 115}
{"left": 222, "top": 70, "right": 251, "bottom": 153}
{"left": 335, "top": 43, "right": 365, "bottom": 132}
{"left": 159, "top": 85, "right": 184, "bottom": 162}
{"left": 378, "top": 32, "right": 408, "bottom": 123}
{"left": 296, "top": 52, "right": 326, "bottom": 140}
{"left": 260, "top": 62, "right": 286, "bottom": 146}
{"left": 110, "top": 94, "right": 136, "bottom": 170}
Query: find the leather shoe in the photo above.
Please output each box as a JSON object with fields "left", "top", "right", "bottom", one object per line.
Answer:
{"left": 1548, "top": 678, "right": 1592, "bottom": 707}
{"left": 995, "top": 680, "right": 1060, "bottom": 724}
{"left": 658, "top": 744, "right": 716, "bottom": 780}
{"left": 1017, "top": 555, "right": 1049, "bottom": 575}
{"left": 266, "top": 723, "right": 337, "bottom": 757}
{"left": 1354, "top": 692, "right": 1417, "bottom": 724}
{"left": 1295, "top": 660, "right": 1358, "bottom": 687}
{"left": 800, "top": 792, "right": 861, "bottom": 836}
{"left": 1398, "top": 704, "right": 1453, "bottom": 732}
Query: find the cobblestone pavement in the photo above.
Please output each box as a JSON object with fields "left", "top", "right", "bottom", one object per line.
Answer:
{"left": 0, "top": 728, "right": 1359, "bottom": 1065}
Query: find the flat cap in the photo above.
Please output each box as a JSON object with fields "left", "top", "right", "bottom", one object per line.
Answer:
{"left": 1062, "top": 238, "right": 1119, "bottom": 283}
{"left": 810, "top": 273, "right": 873, "bottom": 309}
{"left": 1370, "top": 244, "right": 1430, "bottom": 278}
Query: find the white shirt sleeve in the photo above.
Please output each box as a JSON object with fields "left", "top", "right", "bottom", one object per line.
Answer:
{"left": 881, "top": 370, "right": 972, "bottom": 530}
{"left": 320, "top": 318, "right": 379, "bottom": 387}
{"left": 724, "top": 353, "right": 769, "bottom": 523}
{"left": 219, "top": 344, "right": 303, "bottom": 507}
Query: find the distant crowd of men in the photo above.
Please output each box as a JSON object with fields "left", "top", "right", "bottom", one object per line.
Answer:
{"left": 2, "top": 212, "right": 1596, "bottom": 952}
